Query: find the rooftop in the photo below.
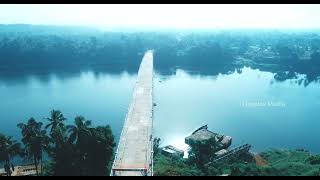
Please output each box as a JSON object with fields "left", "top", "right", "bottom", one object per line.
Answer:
{"left": 185, "top": 125, "right": 221, "bottom": 144}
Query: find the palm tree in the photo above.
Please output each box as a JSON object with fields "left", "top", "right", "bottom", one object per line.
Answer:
{"left": 44, "top": 110, "right": 77, "bottom": 175}
{"left": 17, "top": 118, "right": 49, "bottom": 176}
{"left": 45, "top": 110, "right": 66, "bottom": 134}
{"left": 0, "top": 133, "right": 21, "bottom": 176}
{"left": 86, "top": 126, "right": 115, "bottom": 176}
{"left": 67, "top": 116, "right": 92, "bottom": 144}
{"left": 67, "top": 118, "right": 116, "bottom": 176}
{"left": 67, "top": 116, "right": 92, "bottom": 175}
{"left": 45, "top": 110, "right": 67, "bottom": 149}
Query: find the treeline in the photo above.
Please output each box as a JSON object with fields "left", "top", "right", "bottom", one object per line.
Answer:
{"left": 0, "top": 25, "right": 320, "bottom": 83}
{"left": 0, "top": 110, "right": 115, "bottom": 176}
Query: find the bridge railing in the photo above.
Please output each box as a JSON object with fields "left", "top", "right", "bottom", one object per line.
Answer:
{"left": 111, "top": 168, "right": 149, "bottom": 176}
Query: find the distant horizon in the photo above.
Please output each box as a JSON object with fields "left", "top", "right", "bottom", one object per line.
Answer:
{"left": 1, "top": 23, "right": 320, "bottom": 33}
{"left": 1, "top": 4, "right": 320, "bottom": 30}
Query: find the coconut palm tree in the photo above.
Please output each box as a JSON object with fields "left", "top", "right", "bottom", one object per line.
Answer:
{"left": 44, "top": 110, "right": 85, "bottom": 176}
{"left": 0, "top": 133, "right": 21, "bottom": 176}
{"left": 45, "top": 110, "right": 67, "bottom": 150}
{"left": 67, "top": 119, "right": 115, "bottom": 176}
{"left": 86, "top": 126, "right": 115, "bottom": 176}
{"left": 45, "top": 110, "right": 66, "bottom": 134}
{"left": 67, "top": 116, "right": 92, "bottom": 144}
{"left": 66, "top": 116, "right": 92, "bottom": 175}
{"left": 17, "top": 118, "right": 49, "bottom": 176}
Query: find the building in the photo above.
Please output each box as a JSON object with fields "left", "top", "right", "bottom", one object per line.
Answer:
{"left": 185, "top": 125, "right": 232, "bottom": 150}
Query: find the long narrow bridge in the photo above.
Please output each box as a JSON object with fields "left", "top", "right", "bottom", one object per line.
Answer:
{"left": 111, "top": 51, "right": 154, "bottom": 176}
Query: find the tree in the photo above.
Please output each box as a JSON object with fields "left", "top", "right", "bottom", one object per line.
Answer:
{"left": 84, "top": 126, "right": 116, "bottom": 176}
{"left": 9, "top": 110, "right": 117, "bottom": 176}
{"left": 45, "top": 110, "right": 75, "bottom": 176}
{"left": 0, "top": 133, "right": 21, "bottom": 176}
{"left": 17, "top": 118, "right": 49, "bottom": 175}
{"left": 66, "top": 115, "right": 116, "bottom": 176}
{"left": 66, "top": 116, "right": 93, "bottom": 175}
{"left": 188, "top": 136, "right": 223, "bottom": 169}
{"left": 67, "top": 116, "right": 92, "bottom": 145}
{"left": 153, "top": 138, "right": 161, "bottom": 158}
{"left": 43, "top": 111, "right": 116, "bottom": 176}
{"left": 45, "top": 110, "right": 67, "bottom": 150}
{"left": 45, "top": 110, "right": 67, "bottom": 134}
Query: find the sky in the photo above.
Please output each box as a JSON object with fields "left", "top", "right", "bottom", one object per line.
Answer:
{"left": 0, "top": 4, "right": 320, "bottom": 30}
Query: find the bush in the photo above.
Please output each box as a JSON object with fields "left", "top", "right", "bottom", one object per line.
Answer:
{"left": 154, "top": 154, "right": 203, "bottom": 176}
{"left": 229, "top": 163, "right": 261, "bottom": 176}
{"left": 306, "top": 156, "right": 320, "bottom": 165}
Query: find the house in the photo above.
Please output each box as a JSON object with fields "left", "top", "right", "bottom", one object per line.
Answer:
{"left": 185, "top": 125, "right": 232, "bottom": 150}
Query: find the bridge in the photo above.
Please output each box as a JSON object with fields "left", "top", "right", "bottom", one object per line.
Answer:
{"left": 111, "top": 50, "right": 154, "bottom": 176}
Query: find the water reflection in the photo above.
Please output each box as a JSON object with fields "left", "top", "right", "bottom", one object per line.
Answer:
{"left": 0, "top": 62, "right": 319, "bottom": 154}
{"left": 1, "top": 56, "right": 319, "bottom": 87}
{"left": 154, "top": 67, "right": 320, "bottom": 153}
{"left": 0, "top": 64, "right": 139, "bottom": 86}
{"left": 0, "top": 71, "right": 137, "bottom": 143}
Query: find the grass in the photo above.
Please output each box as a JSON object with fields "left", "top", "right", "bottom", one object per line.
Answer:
{"left": 154, "top": 149, "right": 320, "bottom": 176}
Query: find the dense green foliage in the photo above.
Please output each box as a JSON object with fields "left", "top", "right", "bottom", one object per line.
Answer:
{"left": 17, "top": 118, "right": 49, "bottom": 175}
{"left": 187, "top": 136, "right": 224, "bottom": 169}
{"left": 259, "top": 149, "right": 320, "bottom": 176}
{"left": 0, "top": 110, "right": 116, "bottom": 176}
{"left": 0, "top": 133, "right": 22, "bottom": 176}
{"left": 154, "top": 138, "right": 320, "bottom": 176}
{"left": 153, "top": 138, "right": 161, "bottom": 158}
{"left": 44, "top": 110, "right": 116, "bottom": 176}
{"left": 154, "top": 154, "right": 203, "bottom": 176}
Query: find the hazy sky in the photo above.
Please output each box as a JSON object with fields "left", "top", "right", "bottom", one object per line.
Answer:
{"left": 0, "top": 4, "right": 320, "bottom": 30}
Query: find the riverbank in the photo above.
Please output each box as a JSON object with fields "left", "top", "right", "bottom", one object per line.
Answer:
{"left": 154, "top": 148, "right": 320, "bottom": 176}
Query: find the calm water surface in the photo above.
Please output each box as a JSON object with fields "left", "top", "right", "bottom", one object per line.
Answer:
{"left": 154, "top": 67, "right": 320, "bottom": 153}
{"left": 0, "top": 71, "right": 136, "bottom": 142}
{"left": 1, "top": 67, "right": 320, "bottom": 157}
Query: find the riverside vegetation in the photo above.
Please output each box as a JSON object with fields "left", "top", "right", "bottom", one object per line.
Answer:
{"left": 0, "top": 110, "right": 115, "bottom": 176}
{"left": 1, "top": 112, "right": 320, "bottom": 176}
{"left": 153, "top": 138, "right": 320, "bottom": 176}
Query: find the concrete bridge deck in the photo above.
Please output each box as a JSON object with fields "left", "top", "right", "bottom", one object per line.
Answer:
{"left": 111, "top": 50, "right": 154, "bottom": 176}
